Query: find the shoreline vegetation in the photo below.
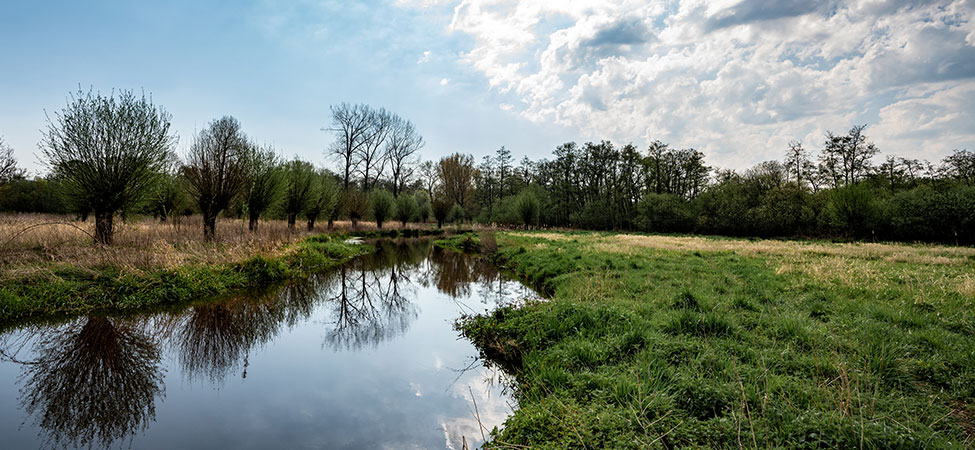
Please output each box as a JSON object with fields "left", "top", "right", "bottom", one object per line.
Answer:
{"left": 0, "top": 214, "right": 455, "bottom": 326}
{"left": 458, "top": 231, "right": 975, "bottom": 448}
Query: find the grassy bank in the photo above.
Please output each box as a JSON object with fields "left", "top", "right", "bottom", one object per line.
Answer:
{"left": 0, "top": 234, "right": 370, "bottom": 324}
{"left": 459, "top": 232, "right": 975, "bottom": 448}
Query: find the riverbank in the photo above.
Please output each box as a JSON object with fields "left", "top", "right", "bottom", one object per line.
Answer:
{"left": 0, "top": 234, "right": 372, "bottom": 325}
{"left": 459, "top": 231, "right": 975, "bottom": 448}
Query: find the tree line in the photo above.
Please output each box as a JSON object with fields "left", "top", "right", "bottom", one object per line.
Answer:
{"left": 1, "top": 88, "right": 973, "bottom": 245}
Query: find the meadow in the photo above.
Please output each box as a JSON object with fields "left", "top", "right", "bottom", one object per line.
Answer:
{"left": 459, "top": 231, "right": 975, "bottom": 448}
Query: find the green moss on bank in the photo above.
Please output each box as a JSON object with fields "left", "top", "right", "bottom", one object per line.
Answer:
{"left": 459, "top": 232, "right": 975, "bottom": 449}
{"left": 0, "top": 235, "right": 371, "bottom": 324}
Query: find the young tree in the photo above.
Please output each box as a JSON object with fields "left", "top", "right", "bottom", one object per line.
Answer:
{"left": 385, "top": 117, "right": 424, "bottom": 196}
{"left": 147, "top": 171, "right": 188, "bottom": 224}
{"left": 418, "top": 160, "right": 438, "bottom": 198}
{"left": 344, "top": 189, "right": 370, "bottom": 229}
{"left": 394, "top": 194, "right": 418, "bottom": 227}
{"left": 244, "top": 144, "right": 283, "bottom": 231}
{"left": 414, "top": 191, "right": 431, "bottom": 223}
{"left": 370, "top": 189, "right": 395, "bottom": 228}
{"left": 182, "top": 116, "right": 251, "bottom": 242}
{"left": 42, "top": 89, "right": 177, "bottom": 244}
{"left": 431, "top": 196, "right": 452, "bottom": 228}
{"left": 305, "top": 170, "right": 340, "bottom": 230}
{"left": 281, "top": 159, "right": 317, "bottom": 230}
{"left": 516, "top": 189, "right": 540, "bottom": 229}
{"left": 496, "top": 146, "right": 513, "bottom": 197}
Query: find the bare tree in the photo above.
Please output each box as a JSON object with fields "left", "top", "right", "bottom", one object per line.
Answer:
{"left": 784, "top": 140, "right": 813, "bottom": 187}
{"left": 356, "top": 107, "right": 394, "bottom": 191}
{"left": 42, "top": 89, "right": 176, "bottom": 245}
{"left": 385, "top": 117, "right": 424, "bottom": 196}
{"left": 327, "top": 103, "right": 371, "bottom": 190}
{"left": 182, "top": 116, "right": 251, "bottom": 242}
{"left": 0, "top": 136, "right": 25, "bottom": 183}
{"left": 418, "top": 160, "right": 438, "bottom": 198}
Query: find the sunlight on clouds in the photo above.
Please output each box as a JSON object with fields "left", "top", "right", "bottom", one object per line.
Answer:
{"left": 399, "top": 0, "right": 975, "bottom": 167}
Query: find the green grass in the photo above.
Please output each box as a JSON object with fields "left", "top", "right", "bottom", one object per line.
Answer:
{"left": 458, "top": 232, "right": 975, "bottom": 449}
{"left": 0, "top": 235, "right": 371, "bottom": 325}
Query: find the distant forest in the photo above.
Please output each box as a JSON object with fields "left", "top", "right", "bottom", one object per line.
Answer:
{"left": 1, "top": 91, "right": 973, "bottom": 244}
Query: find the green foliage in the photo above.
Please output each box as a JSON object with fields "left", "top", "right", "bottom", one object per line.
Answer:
{"left": 394, "top": 193, "right": 418, "bottom": 227}
{"left": 516, "top": 189, "right": 540, "bottom": 228}
{"left": 634, "top": 193, "right": 694, "bottom": 233}
{"left": 370, "top": 189, "right": 395, "bottom": 228}
{"left": 828, "top": 183, "right": 881, "bottom": 238}
{"left": 305, "top": 170, "right": 340, "bottom": 229}
{"left": 431, "top": 196, "right": 452, "bottom": 228}
{"left": 281, "top": 159, "right": 317, "bottom": 228}
{"left": 244, "top": 144, "right": 283, "bottom": 229}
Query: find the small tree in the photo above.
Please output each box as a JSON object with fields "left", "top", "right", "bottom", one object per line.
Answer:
{"left": 371, "top": 189, "right": 395, "bottom": 229}
{"left": 431, "top": 197, "right": 452, "bottom": 228}
{"left": 394, "top": 194, "right": 418, "bottom": 227}
{"left": 282, "top": 159, "right": 317, "bottom": 230}
{"left": 182, "top": 116, "right": 251, "bottom": 242}
{"left": 305, "top": 171, "right": 340, "bottom": 230}
{"left": 42, "top": 89, "right": 176, "bottom": 244}
{"left": 344, "top": 189, "right": 370, "bottom": 229}
{"left": 244, "top": 144, "right": 283, "bottom": 231}
{"left": 147, "top": 172, "right": 188, "bottom": 224}
{"left": 414, "top": 191, "right": 431, "bottom": 223}
{"left": 516, "top": 189, "right": 540, "bottom": 228}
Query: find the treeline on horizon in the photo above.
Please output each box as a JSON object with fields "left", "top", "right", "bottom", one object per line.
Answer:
{"left": 1, "top": 88, "right": 973, "bottom": 245}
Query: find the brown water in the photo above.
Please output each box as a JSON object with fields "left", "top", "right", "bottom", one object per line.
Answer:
{"left": 0, "top": 239, "right": 536, "bottom": 449}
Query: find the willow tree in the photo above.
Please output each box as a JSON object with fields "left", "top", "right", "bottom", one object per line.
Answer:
{"left": 305, "top": 170, "right": 340, "bottom": 230}
{"left": 244, "top": 144, "right": 283, "bottom": 231}
{"left": 41, "top": 89, "right": 177, "bottom": 245}
{"left": 182, "top": 116, "right": 251, "bottom": 242}
{"left": 282, "top": 159, "right": 316, "bottom": 230}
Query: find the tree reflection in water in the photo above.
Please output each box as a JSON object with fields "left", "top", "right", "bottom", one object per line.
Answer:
{"left": 0, "top": 237, "right": 535, "bottom": 449}
{"left": 321, "top": 240, "right": 428, "bottom": 350}
{"left": 16, "top": 316, "right": 164, "bottom": 449}
{"left": 175, "top": 292, "right": 283, "bottom": 382}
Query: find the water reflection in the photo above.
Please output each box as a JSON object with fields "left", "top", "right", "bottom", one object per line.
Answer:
{"left": 16, "top": 317, "right": 165, "bottom": 448}
{"left": 0, "top": 238, "right": 535, "bottom": 449}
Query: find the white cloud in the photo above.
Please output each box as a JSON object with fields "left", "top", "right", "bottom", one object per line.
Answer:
{"left": 440, "top": 77, "right": 450, "bottom": 86}
{"left": 417, "top": 50, "right": 432, "bottom": 63}
{"left": 403, "top": 0, "right": 975, "bottom": 168}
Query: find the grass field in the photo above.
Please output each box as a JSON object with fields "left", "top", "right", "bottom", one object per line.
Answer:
{"left": 459, "top": 231, "right": 975, "bottom": 448}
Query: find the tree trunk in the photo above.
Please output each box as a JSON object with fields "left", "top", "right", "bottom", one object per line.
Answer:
{"left": 307, "top": 218, "right": 315, "bottom": 231}
{"left": 327, "top": 218, "right": 334, "bottom": 229}
{"left": 203, "top": 212, "right": 217, "bottom": 243}
{"left": 287, "top": 213, "right": 297, "bottom": 231}
{"left": 351, "top": 218, "right": 358, "bottom": 229}
{"left": 377, "top": 220, "right": 383, "bottom": 229}
{"left": 248, "top": 211, "right": 259, "bottom": 232}
{"left": 93, "top": 211, "right": 113, "bottom": 245}
{"left": 436, "top": 219, "right": 443, "bottom": 229}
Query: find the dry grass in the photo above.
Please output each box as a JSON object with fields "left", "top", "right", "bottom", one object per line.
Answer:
{"left": 521, "top": 231, "right": 975, "bottom": 298}
{"left": 0, "top": 213, "right": 407, "bottom": 281}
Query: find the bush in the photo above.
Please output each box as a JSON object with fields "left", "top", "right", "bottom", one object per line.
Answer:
{"left": 393, "top": 194, "right": 417, "bottom": 227}
{"left": 634, "top": 193, "right": 694, "bottom": 233}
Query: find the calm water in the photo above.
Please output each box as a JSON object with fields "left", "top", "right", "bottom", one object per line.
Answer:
{"left": 0, "top": 239, "right": 535, "bottom": 449}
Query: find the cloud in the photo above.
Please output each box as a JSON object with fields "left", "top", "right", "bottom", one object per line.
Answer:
{"left": 403, "top": 0, "right": 975, "bottom": 168}
{"left": 417, "top": 50, "right": 432, "bottom": 63}
{"left": 440, "top": 77, "right": 450, "bottom": 86}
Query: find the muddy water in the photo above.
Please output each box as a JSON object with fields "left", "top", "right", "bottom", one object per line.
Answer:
{"left": 0, "top": 239, "right": 536, "bottom": 449}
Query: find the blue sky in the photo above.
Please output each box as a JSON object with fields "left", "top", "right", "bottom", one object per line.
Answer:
{"left": 2, "top": 0, "right": 973, "bottom": 175}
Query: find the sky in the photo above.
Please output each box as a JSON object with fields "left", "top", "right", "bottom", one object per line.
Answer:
{"left": 1, "top": 0, "right": 973, "bottom": 175}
